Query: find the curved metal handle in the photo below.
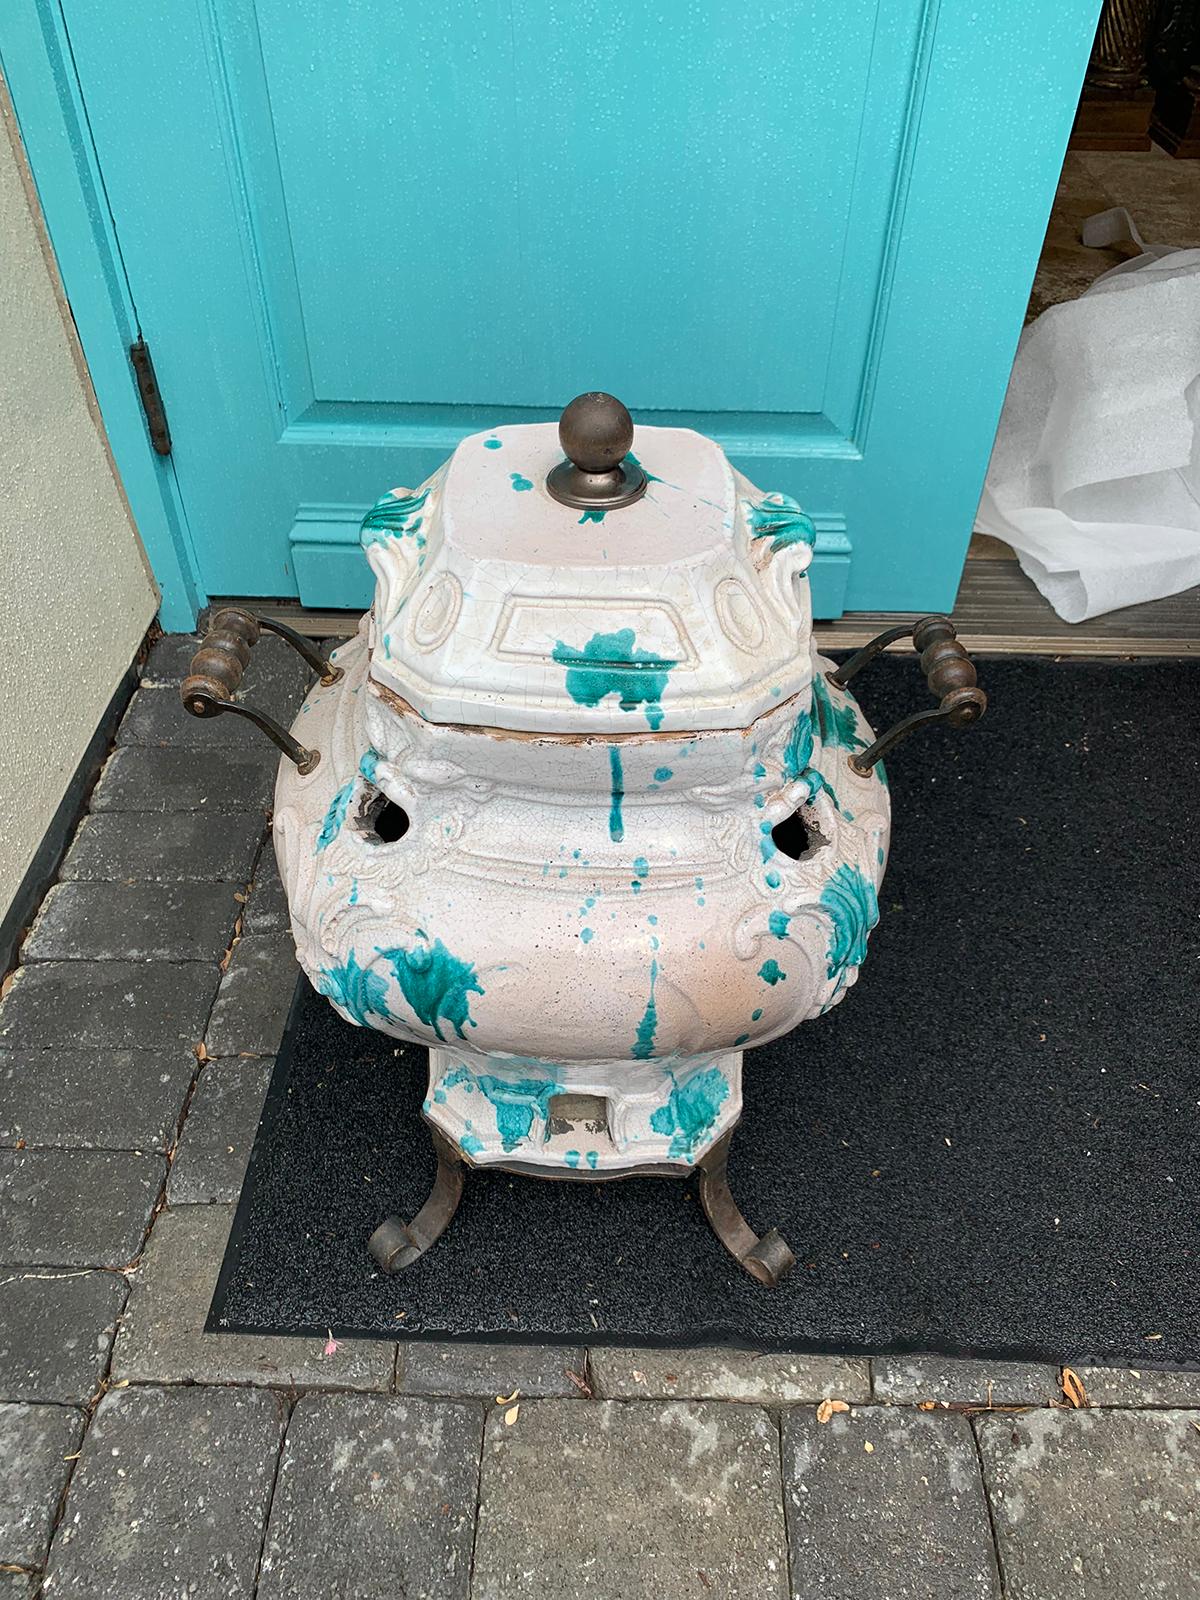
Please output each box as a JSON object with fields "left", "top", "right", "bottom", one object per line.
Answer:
{"left": 180, "top": 607, "right": 342, "bottom": 774}
{"left": 826, "top": 614, "right": 986, "bottom": 776}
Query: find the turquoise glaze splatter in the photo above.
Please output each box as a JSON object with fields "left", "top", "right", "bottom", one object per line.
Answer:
{"left": 359, "top": 748, "right": 382, "bottom": 784}
{"left": 484, "top": 438, "right": 502, "bottom": 449}
{"left": 768, "top": 910, "right": 791, "bottom": 939}
{"left": 580, "top": 927, "right": 594, "bottom": 944}
{"left": 820, "top": 864, "right": 880, "bottom": 980}
{"left": 782, "top": 712, "right": 815, "bottom": 783}
{"left": 578, "top": 509, "right": 606, "bottom": 524}
{"left": 316, "top": 780, "right": 354, "bottom": 851}
{"left": 586, "top": 1151, "right": 599, "bottom": 1170}
{"left": 765, "top": 870, "right": 781, "bottom": 890}
{"left": 608, "top": 747, "right": 625, "bottom": 842}
{"left": 760, "top": 819, "right": 776, "bottom": 866}
{"left": 745, "top": 494, "right": 817, "bottom": 555}
{"left": 442, "top": 1065, "right": 562, "bottom": 1152}
{"left": 360, "top": 485, "right": 431, "bottom": 547}
{"left": 318, "top": 950, "right": 390, "bottom": 1026}
{"left": 735, "top": 1034, "right": 749, "bottom": 1046}
{"left": 759, "top": 958, "right": 787, "bottom": 985}
{"left": 510, "top": 472, "right": 533, "bottom": 491}
{"left": 649, "top": 1065, "right": 730, "bottom": 1160}
{"left": 812, "top": 673, "right": 866, "bottom": 752}
{"left": 623, "top": 450, "right": 662, "bottom": 485}
{"left": 564, "top": 1149, "right": 581, "bottom": 1168}
{"left": 381, "top": 938, "right": 483, "bottom": 1041}
{"left": 653, "top": 767, "right": 673, "bottom": 783}
{"left": 631, "top": 959, "right": 659, "bottom": 1059}
{"left": 752, "top": 1007, "right": 763, "bottom": 1022}
{"left": 552, "top": 629, "right": 676, "bottom": 731}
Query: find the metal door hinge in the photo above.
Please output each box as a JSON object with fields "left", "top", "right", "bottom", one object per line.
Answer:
{"left": 130, "top": 337, "right": 172, "bottom": 456}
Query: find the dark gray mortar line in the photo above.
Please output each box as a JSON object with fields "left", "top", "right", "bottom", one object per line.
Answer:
{"left": 576, "top": 1347, "right": 597, "bottom": 1398}
{"left": 774, "top": 1407, "right": 794, "bottom": 1600}
{"left": 32, "top": 1275, "right": 134, "bottom": 1596}
{"left": 968, "top": 1413, "right": 1009, "bottom": 1600}
{"left": 465, "top": 1399, "right": 488, "bottom": 1598}
{"left": 0, "top": 1143, "right": 174, "bottom": 1155}
{"left": 93, "top": 827, "right": 263, "bottom": 1283}
{"left": 249, "top": 1390, "right": 294, "bottom": 1600}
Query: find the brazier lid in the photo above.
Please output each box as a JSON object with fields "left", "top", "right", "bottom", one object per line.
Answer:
{"left": 362, "top": 392, "right": 816, "bottom": 736}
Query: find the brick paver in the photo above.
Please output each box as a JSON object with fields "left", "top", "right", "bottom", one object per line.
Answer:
{"left": 111, "top": 1203, "right": 396, "bottom": 1391}
{"left": 1067, "top": 1363, "right": 1200, "bottom": 1407}
{"left": 591, "top": 1347, "right": 870, "bottom": 1405}
{"left": 473, "top": 1399, "right": 789, "bottom": 1599}
{"left": 0, "top": 1402, "right": 84, "bottom": 1568}
{"left": 23, "top": 880, "right": 241, "bottom": 963}
{"left": 400, "top": 1340, "right": 587, "bottom": 1401}
{"left": 0, "top": 648, "right": 1196, "bottom": 1596}
{"left": 90, "top": 745, "right": 275, "bottom": 813}
{"left": 0, "top": 1272, "right": 126, "bottom": 1404}
{"left": 872, "top": 1355, "right": 1061, "bottom": 1406}
{"left": 0, "top": 1149, "right": 164, "bottom": 1267}
{"left": 976, "top": 1408, "right": 1200, "bottom": 1599}
{"left": 166, "top": 1060, "right": 270, "bottom": 1204}
{"left": 58, "top": 809, "right": 264, "bottom": 884}
{"left": 0, "top": 960, "right": 217, "bottom": 1050}
{"left": 43, "top": 1385, "right": 283, "bottom": 1599}
{"left": 257, "top": 1393, "right": 482, "bottom": 1599}
{"left": 205, "top": 934, "right": 300, "bottom": 1056}
{"left": 783, "top": 1406, "right": 1000, "bottom": 1599}
{"left": 0, "top": 1047, "right": 193, "bottom": 1151}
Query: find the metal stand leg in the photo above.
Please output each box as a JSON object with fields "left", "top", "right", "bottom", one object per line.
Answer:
{"left": 696, "top": 1131, "right": 797, "bottom": 1287}
{"left": 368, "top": 1130, "right": 465, "bottom": 1274}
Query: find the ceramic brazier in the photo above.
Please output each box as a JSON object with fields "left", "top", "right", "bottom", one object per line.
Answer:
{"left": 183, "top": 393, "right": 985, "bottom": 1284}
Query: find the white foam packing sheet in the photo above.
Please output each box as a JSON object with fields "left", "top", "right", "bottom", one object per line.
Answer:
{"left": 976, "top": 234, "right": 1200, "bottom": 623}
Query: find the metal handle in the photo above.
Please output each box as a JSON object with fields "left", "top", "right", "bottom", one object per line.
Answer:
{"left": 180, "top": 607, "right": 342, "bottom": 774}
{"left": 826, "top": 615, "right": 986, "bottom": 776}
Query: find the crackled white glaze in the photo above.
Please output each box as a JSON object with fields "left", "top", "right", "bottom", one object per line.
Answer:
{"left": 274, "top": 422, "right": 890, "bottom": 1173}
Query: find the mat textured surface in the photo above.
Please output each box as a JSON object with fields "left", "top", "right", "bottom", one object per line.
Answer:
{"left": 210, "top": 658, "right": 1199, "bottom": 1363}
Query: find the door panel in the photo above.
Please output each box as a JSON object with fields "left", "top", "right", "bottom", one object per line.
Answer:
{"left": 53, "top": 0, "right": 1099, "bottom": 615}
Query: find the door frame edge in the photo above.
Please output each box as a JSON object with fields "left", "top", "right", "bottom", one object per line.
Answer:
{"left": 1, "top": 0, "right": 205, "bottom": 630}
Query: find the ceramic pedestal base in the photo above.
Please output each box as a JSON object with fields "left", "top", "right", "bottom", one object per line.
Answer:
{"left": 364, "top": 1045, "right": 796, "bottom": 1286}
{"left": 421, "top": 1046, "right": 744, "bottom": 1176}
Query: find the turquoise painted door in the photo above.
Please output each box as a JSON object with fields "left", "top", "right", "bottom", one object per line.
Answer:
{"left": 35, "top": 1, "right": 1097, "bottom": 620}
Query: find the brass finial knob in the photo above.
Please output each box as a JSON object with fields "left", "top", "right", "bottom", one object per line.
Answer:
{"left": 546, "top": 392, "right": 648, "bottom": 510}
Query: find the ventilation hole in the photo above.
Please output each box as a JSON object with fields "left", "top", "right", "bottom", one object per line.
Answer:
{"left": 771, "top": 810, "right": 812, "bottom": 861}
{"left": 373, "top": 799, "right": 409, "bottom": 842}
{"left": 358, "top": 788, "right": 410, "bottom": 844}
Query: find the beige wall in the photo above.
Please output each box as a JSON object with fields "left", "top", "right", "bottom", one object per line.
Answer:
{"left": 0, "top": 85, "right": 158, "bottom": 924}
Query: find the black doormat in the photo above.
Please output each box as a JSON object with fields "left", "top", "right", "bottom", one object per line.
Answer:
{"left": 210, "top": 657, "right": 1200, "bottom": 1365}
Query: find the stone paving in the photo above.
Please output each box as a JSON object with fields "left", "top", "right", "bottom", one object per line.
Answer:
{"left": 0, "top": 631, "right": 1198, "bottom": 1597}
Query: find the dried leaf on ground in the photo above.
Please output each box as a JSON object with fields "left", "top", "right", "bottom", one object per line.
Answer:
{"left": 1061, "top": 1368, "right": 1089, "bottom": 1408}
{"left": 816, "top": 1398, "right": 850, "bottom": 1424}
{"left": 503, "top": 1403, "right": 520, "bottom": 1426}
